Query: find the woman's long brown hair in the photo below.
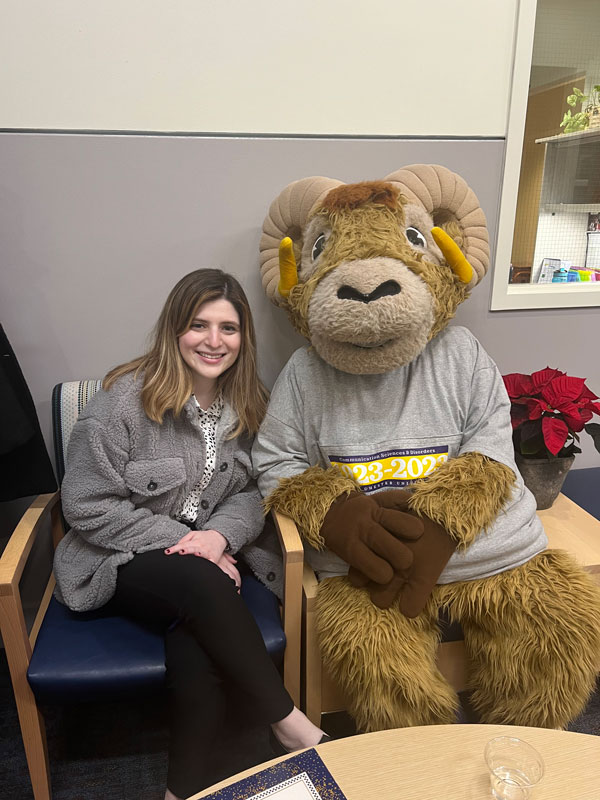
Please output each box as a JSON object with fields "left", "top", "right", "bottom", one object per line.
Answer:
{"left": 103, "top": 269, "right": 268, "bottom": 436}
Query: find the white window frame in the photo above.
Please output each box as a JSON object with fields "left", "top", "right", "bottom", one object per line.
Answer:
{"left": 490, "top": 0, "right": 600, "bottom": 310}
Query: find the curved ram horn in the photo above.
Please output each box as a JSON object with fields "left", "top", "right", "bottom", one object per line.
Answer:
{"left": 260, "top": 176, "right": 343, "bottom": 304}
{"left": 383, "top": 164, "right": 489, "bottom": 288}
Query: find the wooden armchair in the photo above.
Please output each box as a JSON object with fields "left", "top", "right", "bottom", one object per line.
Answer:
{"left": 0, "top": 381, "right": 303, "bottom": 800}
{"left": 275, "top": 492, "right": 600, "bottom": 726}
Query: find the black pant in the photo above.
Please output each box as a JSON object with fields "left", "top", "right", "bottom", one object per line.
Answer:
{"left": 111, "top": 549, "right": 293, "bottom": 798}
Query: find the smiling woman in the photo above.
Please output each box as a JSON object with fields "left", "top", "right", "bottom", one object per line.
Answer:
{"left": 177, "top": 298, "right": 242, "bottom": 409}
{"left": 103, "top": 269, "right": 266, "bottom": 438}
{"left": 51, "top": 268, "right": 326, "bottom": 800}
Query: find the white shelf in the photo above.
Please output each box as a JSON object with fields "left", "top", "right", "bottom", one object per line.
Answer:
{"left": 536, "top": 127, "right": 600, "bottom": 145}
{"left": 493, "top": 279, "right": 600, "bottom": 310}
{"left": 542, "top": 203, "right": 600, "bottom": 212}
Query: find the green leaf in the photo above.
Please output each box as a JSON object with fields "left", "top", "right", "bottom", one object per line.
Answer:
{"left": 561, "top": 109, "right": 589, "bottom": 132}
{"left": 520, "top": 419, "right": 542, "bottom": 442}
{"left": 560, "top": 111, "right": 572, "bottom": 128}
{"left": 520, "top": 430, "right": 545, "bottom": 455}
{"left": 585, "top": 422, "right": 600, "bottom": 454}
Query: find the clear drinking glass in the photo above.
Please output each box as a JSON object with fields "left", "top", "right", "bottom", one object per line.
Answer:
{"left": 484, "top": 736, "right": 544, "bottom": 800}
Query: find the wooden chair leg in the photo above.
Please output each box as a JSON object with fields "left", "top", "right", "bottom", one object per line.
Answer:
{"left": 16, "top": 694, "right": 51, "bottom": 800}
{"left": 0, "top": 594, "right": 52, "bottom": 800}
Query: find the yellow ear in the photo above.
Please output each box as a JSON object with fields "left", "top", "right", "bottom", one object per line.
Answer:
{"left": 278, "top": 237, "right": 299, "bottom": 298}
{"left": 431, "top": 226, "right": 473, "bottom": 284}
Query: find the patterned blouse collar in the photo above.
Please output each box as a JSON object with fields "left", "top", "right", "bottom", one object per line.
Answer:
{"left": 192, "top": 393, "right": 224, "bottom": 420}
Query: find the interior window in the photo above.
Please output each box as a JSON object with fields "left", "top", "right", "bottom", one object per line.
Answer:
{"left": 509, "top": 0, "right": 600, "bottom": 288}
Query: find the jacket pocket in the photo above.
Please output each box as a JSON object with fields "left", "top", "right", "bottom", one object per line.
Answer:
{"left": 225, "top": 450, "right": 253, "bottom": 493}
{"left": 124, "top": 457, "right": 186, "bottom": 497}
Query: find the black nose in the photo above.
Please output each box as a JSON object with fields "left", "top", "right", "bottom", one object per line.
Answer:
{"left": 337, "top": 280, "right": 401, "bottom": 303}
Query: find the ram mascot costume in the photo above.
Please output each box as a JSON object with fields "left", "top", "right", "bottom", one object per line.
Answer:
{"left": 252, "top": 164, "right": 600, "bottom": 731}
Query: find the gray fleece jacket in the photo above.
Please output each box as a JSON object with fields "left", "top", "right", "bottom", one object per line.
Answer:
{"left": 54, "top": 373, "right": 284, "bottom": 611}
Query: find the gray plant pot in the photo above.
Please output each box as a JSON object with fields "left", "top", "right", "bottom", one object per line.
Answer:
{"left": 515, "top": 454, "right": 576, "bottom": 510}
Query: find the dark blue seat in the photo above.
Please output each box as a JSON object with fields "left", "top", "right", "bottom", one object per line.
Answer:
{"left": 27, "top": 596, "right": 168, "bottom": 704}
{"left": 27, "top": 575, "right": 285, "bottom": 705}
{"left": 561, "top": 467, "right": 600, "bottom": 520}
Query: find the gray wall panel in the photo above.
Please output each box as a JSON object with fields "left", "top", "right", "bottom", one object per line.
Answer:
{"left": 0, "top": 133, "right": 597, "bottom": 467}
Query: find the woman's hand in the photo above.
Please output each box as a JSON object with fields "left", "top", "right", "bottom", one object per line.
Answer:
{"left": 216, "top": 552, "right": 241, "bottom": 591}
{"left": 165, "top": 529, "right": 228, "bottom": 562}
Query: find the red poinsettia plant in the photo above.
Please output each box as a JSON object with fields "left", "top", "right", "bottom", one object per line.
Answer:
{"left": 503, "top": 367, "right": 600, "bottom": 459}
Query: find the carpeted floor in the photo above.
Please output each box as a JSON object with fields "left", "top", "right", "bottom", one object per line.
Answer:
{"left": 1, "top": 647, "right": 599, "bottom": 800}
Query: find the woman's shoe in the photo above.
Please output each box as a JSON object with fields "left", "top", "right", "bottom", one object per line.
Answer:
{"left": 269, "top": 729, "right": 332, "bottom": 756}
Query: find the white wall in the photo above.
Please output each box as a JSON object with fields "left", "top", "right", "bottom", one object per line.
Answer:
{"left": 1, "top": 0, "right": 518, "bottom": 136}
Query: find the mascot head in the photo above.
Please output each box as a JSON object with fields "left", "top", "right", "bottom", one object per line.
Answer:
{"left": 260, "top": 164, "right": 489, "bottom": 375}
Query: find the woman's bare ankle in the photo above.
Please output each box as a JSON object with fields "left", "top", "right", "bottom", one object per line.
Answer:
{"left": 165, "top": 788, "right": 182, "bottom": 800}
{"left": 271, "top": 706, "right": 325, "bottom": 751}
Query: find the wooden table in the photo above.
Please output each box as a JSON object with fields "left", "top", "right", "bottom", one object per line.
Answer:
{"left": 538, "top": 493, "right": 600, "bottom": 581}
{"left": 191, "top": 724, "right": 600, "bottom": 800}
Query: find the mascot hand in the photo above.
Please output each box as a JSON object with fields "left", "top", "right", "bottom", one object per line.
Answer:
{"left": 321, "top": 490, "right": 423, "bottom": 584}
{"left": 347, "top": 499, "right": 456, "bottom": 615}
{"left": 348, "top": 566, "right": 405, "bottom": 610}
{"left": 396, "top": 513, "right": 456, "bottom": 617}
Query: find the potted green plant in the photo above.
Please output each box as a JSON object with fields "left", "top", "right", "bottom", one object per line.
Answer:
{"left": 502, "top": 367, "right": 600, "bottom": 509}
{"left": 560, "top": 85, "right": 600, "bottom": 133}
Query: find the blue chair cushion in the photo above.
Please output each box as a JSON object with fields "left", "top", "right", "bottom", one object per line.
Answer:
{"left": 28, "top": 575, "right": 285, "bottom": 704}
{"left": 240, "top": 573, "right": 286, "bottom": 660}
{"left": 561, "top": 467, "right": 600, "bottom": 521}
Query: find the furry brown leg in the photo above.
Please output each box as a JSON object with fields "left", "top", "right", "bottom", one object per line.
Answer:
{"left": 438, "top": 550, "right": 600, "bottom": 729}
{"left": 316, "top": 577, "right": 458, "bottom": 732}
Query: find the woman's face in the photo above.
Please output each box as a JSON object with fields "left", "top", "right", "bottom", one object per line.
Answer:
{"left": 178, "top": 298, "right": 242, "bottom": 394}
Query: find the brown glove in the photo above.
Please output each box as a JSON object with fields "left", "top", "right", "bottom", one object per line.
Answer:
{"left": 349, "top": 566, "right": 405, "bottom": 609}
{"left": 348, "top": 496, "right": 456, "bottom": 616}
{"left": 321, "top": 490, "right": 424, "bottom": 584}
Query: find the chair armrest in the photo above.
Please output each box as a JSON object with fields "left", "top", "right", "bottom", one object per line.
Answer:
{"left": 0, "top": 491, "right": 64, "bottom": 706}
{"left": 273, "top": 509, "right": 304, "bottom": 559}
{"left": 271, "top": 510, "right": 304, "bottom": 708}
{"left": 0, "top": 492, "right": 62, "bottom": 593}
{"left": 271, "top": 509, "right": 304, "bottom": 613}
{"left": 302, "top": 561, "right": 319, "bottom": 603}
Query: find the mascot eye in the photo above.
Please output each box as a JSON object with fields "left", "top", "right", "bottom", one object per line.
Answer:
{"left": 311, "top": 233, "right": 328, "bottom": 262}
{"left": 406, "top": 227, "right": 427, "bottom": 248}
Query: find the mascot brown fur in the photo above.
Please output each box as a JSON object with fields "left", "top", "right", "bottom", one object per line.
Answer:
{"left": 252, "top": 164, "right": 600, "bottom": 730}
